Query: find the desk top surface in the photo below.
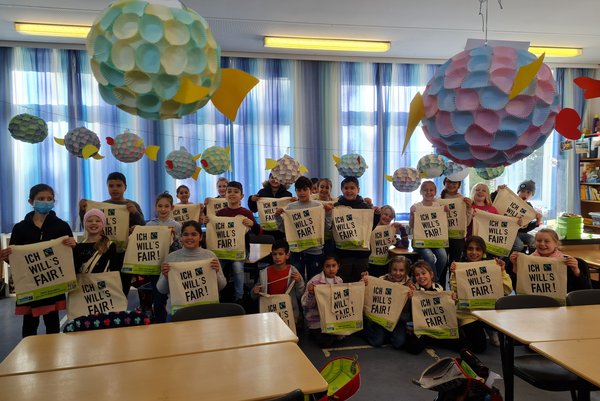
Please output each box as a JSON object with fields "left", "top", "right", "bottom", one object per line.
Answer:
{"left": 0, "top": 342, "right": 328, "bottom": 401}
{"left": 388, "top": 246, "right": 416, "bottom": 255}
{"left": 0, "top": 312, "right": 297, "bottom": 376}
{"left": 473, "top": 305, "right": 600, "bottom": 344}
{"left": 247, "top": 243, "right": 272, "bottom": 263}
{"left": 530, "top": 339, "right": 600, "bottom": 387}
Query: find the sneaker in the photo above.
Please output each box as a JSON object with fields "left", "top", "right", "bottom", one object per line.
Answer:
{"left": 488, "top": 331, "right": 500, "bottom": 347}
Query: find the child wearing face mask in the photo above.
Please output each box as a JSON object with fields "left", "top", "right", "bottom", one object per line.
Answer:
{"left": 0, "top": 184, "right": 76, "bottom": 338}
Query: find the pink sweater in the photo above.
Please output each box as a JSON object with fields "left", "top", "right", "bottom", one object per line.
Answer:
{"left": 301, "top": 273, "right": 343, "bottom": 329}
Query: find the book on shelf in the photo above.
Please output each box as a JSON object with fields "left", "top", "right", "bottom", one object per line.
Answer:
{"left": 581, "top": 162, "right": 595, "bottom": 181}
{"left": 580, "top": 185, "right": 600, "bottom": 201}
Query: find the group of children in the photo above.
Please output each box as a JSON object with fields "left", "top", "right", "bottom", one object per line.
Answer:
{"left": 0, "top": 171, "right": 590, "bottom": 356}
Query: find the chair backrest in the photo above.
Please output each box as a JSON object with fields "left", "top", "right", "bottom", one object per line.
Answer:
{"left": 495, "top": 294, "right": 561, "bottom": 310}
{"left": 248, "top": 233, "right": 276, "bottom": 244}
{"left": 171, "top": 303, "right": 245, "bottom": 322}
{"left": 266, "top": 389, "right": 304, "bottom": 401}
{"left": 572, "top": 257, "right": 593, "bottom": 291}
{"left": 566, "top": 289, "right": 600, "bottom": 306}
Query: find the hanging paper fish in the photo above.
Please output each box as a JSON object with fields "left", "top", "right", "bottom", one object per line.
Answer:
{"left": 475, "top": 166, "right": 505, "bottom": 180}
{"left": 265, "top": 155, "right": 308, "bottom": 186}
{"left": 87, "top": 0, "right": 259, "bottom": 120}
{"left": 333, "top": 153, "right": 368, "bottom": 178}
{"left": 385, "top": 168, "right": 421, "bottom": 192}
{"left": 54, "top": 127, "right": 103, "bottom": 159}
{"left": 200, "top": 145, "right": 231, "bottom": 175}
{"left": 444, "top": 161, "right": 470, "bottom": 182}
{"left": 8, "top": 114, "right": 48, "bottom": 144}
{"left": 165, "top": 147, "right": 201, "bottom": 180}
{"left": 416, "top": 154, "right": 447, "bottom": 178}
{"left": 106, "top": 130, "right": 159, "bottom": 163}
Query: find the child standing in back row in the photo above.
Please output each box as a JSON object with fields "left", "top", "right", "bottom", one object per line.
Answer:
{"left": 248, "top": 174, "right": 293, "bottom": 241}
{"left": 0, "top": 184, "right": 76, "bottom": 337}
{"left": 146, "top": 192, "right": 182, "bottom": 323}
{"left": 78, "top": 172, "right": 145, "bottom": 296}
{"left": 333, "top": 176, "right": 380, "bottom": 283}
{"left": 492, "top": 180, "right": 543, "bottom": 252}
{"left": 410, "top": 181, "right": 448, "bottom": 283}
{"left": 275, "top": 176, "right": 332, "bottom": 280}
{"left": 211, "top": 181, "right": 261, "bottom": 303}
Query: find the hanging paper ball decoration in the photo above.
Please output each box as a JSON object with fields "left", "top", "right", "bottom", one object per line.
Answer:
{"left": 416, "top": 154, "right": 447, "bottom": 178}
{"left": 165, "top": 147, "right": 200, "bottom": 179}
{"left": 421, "top": 46, "right": 559, "bottom": 168}
{"left": 334, "top": 154, "right": 368, "bottom": 178}
{"left": 106, "top": 130, "right": 159, "bottom": 163}
{"left": 8, "top": 114, "right": 48, "bottom": 144}
{"left": 200, "top": 145, "right": 230, "bottom": 175}
{"left": 389, "top": 167, "right": 421, "bottom": 192}
{"left": 444, "top": 161, "right": 470, "bottom": 181}
{"left": 86, "top": 0, "right": 221, "bottom": 119}
{"left": 266, "top": 155, "right": 308, "bottom": 186}
{"left": 475, "top": 166, "right": 505, "bottom": 180}
{"left": 60, "top": 127, "right": 101, "bottom": 158}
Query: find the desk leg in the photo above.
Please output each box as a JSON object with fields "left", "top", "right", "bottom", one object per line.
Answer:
{"left": 498, "top": 332, "right": 514, "bottom": 401}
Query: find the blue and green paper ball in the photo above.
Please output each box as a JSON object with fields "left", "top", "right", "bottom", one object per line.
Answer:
{"left": 86, "top": 0, "right": 221, "bottom": 119}
{"left": 475, "top": 166, "right": 505, "bottom": 180}
{"left": 335, "top": 154, "right": 368, "bottom": 178}
{"left": 200, "top": 146, "right": 230, "bottom": 175}
{"left": 8, "top": 114, "right": 48, "bottom": 144}
{"left": 417, "top": 154, "right": 447, "bottom": 178}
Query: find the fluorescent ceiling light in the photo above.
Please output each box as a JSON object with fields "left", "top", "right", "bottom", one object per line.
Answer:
{"left": 264, "top": 36, "right": 391, "bottom": 53}
{"left": 528, "top": 46, "right": 582, "bottom": 58}
{"left": 15, "top": 22, "right": 90, "bottom": 39}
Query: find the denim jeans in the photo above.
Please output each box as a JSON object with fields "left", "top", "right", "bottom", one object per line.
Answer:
{"left": 290, "top": 251, "right": 322, "bottom": 281}
{"left": 364, "top": 317, "right": 408, "bottom": 349}
{"left": 222, "top": 260, "right": 245, "bottom": 300}
{"left": 150, "top": 274, "right": 168, "bottom": 323}
{"left": 415, "top": 248, "right": 448, "bottom": 281}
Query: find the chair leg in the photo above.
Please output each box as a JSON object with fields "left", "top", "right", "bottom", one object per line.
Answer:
{"left": 577, "top": 388, "right": 590, "bottom": 401}
{"left": 498, "top": 332, "right": 514, "bottom": 401}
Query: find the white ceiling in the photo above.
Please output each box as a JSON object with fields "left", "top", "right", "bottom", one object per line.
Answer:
{"left": 0, "top": 0, "right": 599, "bottom": 65}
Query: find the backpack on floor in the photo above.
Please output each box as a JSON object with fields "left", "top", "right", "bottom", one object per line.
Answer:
{"left": 316, "top": 355, "right": 360, "bottom": 401}
{"left": 413, "top": 357, "right": 502, "bottom": 401}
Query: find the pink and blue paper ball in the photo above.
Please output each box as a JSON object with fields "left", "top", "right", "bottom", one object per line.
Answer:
{"left": 421, "top": 46, "right": 559, "bottom": 168}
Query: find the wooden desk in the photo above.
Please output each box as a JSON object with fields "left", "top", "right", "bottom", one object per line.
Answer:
{"left": 560, "top": 244, "right": 600, "bottom": 269}
{"left": 388, "top": 246, "right": 417, "bottom": 256}
{"left": 531, "top": 339, "right": 600, "bottom": 388}
{"left": 0, "top": 313, "right": 297, "bottom": 376}
{"left": 0, "top": 342, "right": 327, "bottom": 401}
{"left": 472, "top": 305, "right": 600, "bottom": 344}
{"left": 247, "top": 243, "right": 272, "bottom": 263}
{"left": 474, "top": 305, "right": 600, "bottom": 401}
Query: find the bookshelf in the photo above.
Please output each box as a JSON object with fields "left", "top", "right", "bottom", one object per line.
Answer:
{"left": 579, "top": 157, "right": 600, "bottom": 231}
